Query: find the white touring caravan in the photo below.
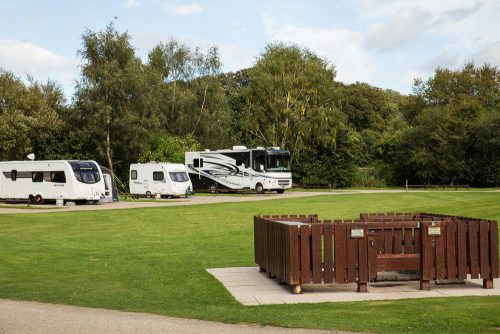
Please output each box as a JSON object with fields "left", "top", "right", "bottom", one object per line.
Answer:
{"left": 0, "top": 160, "right": 105, "bottom": 204}
{"left": 129, "top": 162, "right": 193, "bottom": 198}
{"left": 185, "top": 146, "right": 292, "bottom": 193}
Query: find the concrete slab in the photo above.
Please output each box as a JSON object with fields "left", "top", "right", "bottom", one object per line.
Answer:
{"left": 207, "top": 267, "right": 500, "bottom": 306}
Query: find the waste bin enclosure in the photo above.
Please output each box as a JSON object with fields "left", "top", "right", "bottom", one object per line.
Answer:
{"left": 254, "top": 213, "right": 499, "bottom": 294}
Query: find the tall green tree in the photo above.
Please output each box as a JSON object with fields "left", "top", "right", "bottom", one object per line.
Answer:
{"left": 0, "top": 70, "right": 66, "bottom": 160}
{"left": 147, "top": 39, "right": 230, "bottom": 148}
{"left": 73, "top": 24, "right": 159, "bottom": 175}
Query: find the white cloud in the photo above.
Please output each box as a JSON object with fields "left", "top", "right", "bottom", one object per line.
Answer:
{"left": 218, "top": 43, "right": 257, "bottom": 72}
{"left": 419, "top": 51, "right": 459, "bottom": 72}
{"left": 162, "top": 3, "right": 202, "bottom": 15}
{"left": 262, "top": 14, "right": 373, "bottom": 84}
{"left": 0, "top": 39, "right": 80, "bottom": 97}
{"left": 124, "top": 0, "right": 141, "bottom": 8}
{"left": 470, "top": 42, "right": 500, "bottom": 66}
{"left": 364, "top": 8, "right": 433, "bottom": 52}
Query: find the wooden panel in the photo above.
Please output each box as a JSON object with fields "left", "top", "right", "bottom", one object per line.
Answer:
{"left": 323, "top": 224, "right": 334, "bottom": 283}
{"left": 288, "top": 225, "right": 300, "bottom": 284}
{"left": 490, "top": 222, "right": 499, "bottom": 278}
{"left": 384, "top": 228, "right": 393, "bottom": 254}
{"left": 457, "top": 223, "right": 468, "bottom": 280}
{"left": 435, "top": 223, "right": 446, "bottom": 279}
{"left": 394, "top": 228, "right": 403, "bottom": 254}
{"left": 421, "top": 224, "right": 433, "bottom": 280}
{"left": 347, "top": 229, "right": 358, "bottom": 283}
{"left": 479, "top": 221, "right": 490, "bottom": 279}
{"left": 377, "top": 254, "right": 420, "bottom": 271}
{"left": 404, "top": 228, "right": 413, "bottom": 254}
{"left": 300, "top": 225, "right": 311, "bottom": 283}
{"left": 311, "top": 224, "right": 322, "bottom": 284}
{"left": 358, "top": 230, "right": 368, "bottom": 284}
{"left": 334, "top": 224, "right": 347, "bottom": 284}
{"left": 446, "top": 222, "right": 457, "bottom": 279}
{"left": 368, "top": 234, "right": 378, "bottom": 281}
{"left": 469, "top": 221, "right": 480, "bottom": 279}
{"left": 414, "top": 228, "right": 421, "bottom": 254}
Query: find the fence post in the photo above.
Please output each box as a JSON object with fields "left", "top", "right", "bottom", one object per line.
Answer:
{"left": 420, "top": 222, "right": 432, "bottom": 290}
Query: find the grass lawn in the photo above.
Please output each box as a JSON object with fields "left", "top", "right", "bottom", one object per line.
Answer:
{"left": 0, "top": 192, "right": 499, "bottom": 333}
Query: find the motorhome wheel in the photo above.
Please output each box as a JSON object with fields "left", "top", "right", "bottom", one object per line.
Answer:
{"left": 255, "top": 183, "right": 264, "bottom": 194}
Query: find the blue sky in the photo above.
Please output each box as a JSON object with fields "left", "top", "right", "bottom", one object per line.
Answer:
{"left": 1, "top": 0, "right": 499, "bottom": 99}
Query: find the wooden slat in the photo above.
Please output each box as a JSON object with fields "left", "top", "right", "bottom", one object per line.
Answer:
{"left": 457, "top": 223, "right": 468, "bottom": 280}
{"left": 334, "top": 224, "right": 347, "bottom": 284}
{"left": 377, "top": 254, "right": 420, "bottom": 271}
{"left": 347, "top": 228, "right": 357, "bottom": 283}
{"left": 421, "top": 224, "right": 433, "bottom": 281}
{"left": 323, "top": 224, "right": 334, "bottom": 283}
{"left": 288, "top": 225, "right": 300, "bottom": 284}
{"left": 490, "top": 222, "right": 499, "bottom": 278}
{"left": 404, "top": 228, "right": 413, "bottom": 254}
{"left": 446, "top": 222, "right": 457, "bottom": 280}
{"left": 414, "top": 228, "right": 421, "bottom": 254}
{"left": 358, "top": 230, "right": 368, "bottom": 284}
{"left": 394, "top": 228, "right": 403, "bottom": 254}
{"left": 469, "top": 221, "right": 480, "bottom": 279}
{"left": 368, "top": 233, "right": 378, "bottom": 281}
{"left": 435, "top": 223, "right": 446, "bottom": 279}
{"left": 300, "top": 225, "right": 311, "bottom": 283}
{"left": 311, "top": 224, "right": 322, "bottom": 284}
{"left": 479, "top": 221, "right": 490, "bottom": 279}
{"left": 384, "top": 228, "right": 393, "bottom": 254}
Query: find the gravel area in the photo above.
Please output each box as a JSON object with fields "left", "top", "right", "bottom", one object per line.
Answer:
{"left": 0, "top": 299, "right": 352, "bottom": 334}
{"left": 0, "top": 190, "right": 406, "bottom": 215}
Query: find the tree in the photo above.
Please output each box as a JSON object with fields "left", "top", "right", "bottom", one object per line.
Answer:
{"left": 147, "top": 39, "right": 230, "bottom": 148}
{"left": 0, "top": 70, "right": 66, "bottom": 160}
{"left": 139, "top": 133, "right": 201, "bottom": 163}
{"left": 73, "top": 24, "right": 159, "bottom": 176}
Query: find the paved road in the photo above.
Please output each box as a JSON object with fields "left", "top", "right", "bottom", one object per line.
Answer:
{"left": 0, "top": 190, "right": 407, "bottom": 214}
{"left": 0, "top": 299, "right": 351, "bottom": 334}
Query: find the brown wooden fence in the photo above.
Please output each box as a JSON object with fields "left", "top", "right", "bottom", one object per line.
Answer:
{"left": 254, "top": 213, "right": 499, "bottom": 293}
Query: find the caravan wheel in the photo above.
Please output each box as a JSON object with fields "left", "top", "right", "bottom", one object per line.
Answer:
{"left": 145, "top": 191, "right": 152, "bottom": 198}
{"left": 209, "top": 184, "right": 218, "bottom": 194}
{"left": 28, "top": 195, "right": 35, "bottom": 204}
{"left": 34, "top": 194, "right": 43, "bottom": 205}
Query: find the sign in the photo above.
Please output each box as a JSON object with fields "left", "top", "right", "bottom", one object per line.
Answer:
{"left": 428, "top": 226, "right": 441, "bottom": 236}
{"left": 350, "top": 228, "right": 364, "bottom": 238}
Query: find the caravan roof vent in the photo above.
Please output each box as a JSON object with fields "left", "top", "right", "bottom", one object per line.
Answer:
{"left": 232, "top": 145, "right": 247, "bottom": 150}
{"left": 255, "top": 146, "right": 265, "bottom": 150}
{"left": 204, "top": 149, "right": 210, "bottom": 152}
{"left": 267, "top": 146, "right": 281, "bottom": 150}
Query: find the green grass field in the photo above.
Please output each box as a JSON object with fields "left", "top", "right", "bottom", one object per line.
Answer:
{"left": 1, "top": 192, "right": 499, "bottom": 333}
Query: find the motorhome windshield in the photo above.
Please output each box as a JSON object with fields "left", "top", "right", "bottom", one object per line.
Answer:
{"left": 69, "top": 161, "right": 101, "bottom": 184}
{"left": 266, "top": 152, "right": 291, "bottom": 172}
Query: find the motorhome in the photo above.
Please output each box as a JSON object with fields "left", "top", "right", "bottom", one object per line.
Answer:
{"left": 185, "top": 146, "right": 292, "bottom": 193}
{"left": 0, "top": 160, "right": 105, "bottom": 204}
{"left": 129, "top": 163, "right": 193, "bottom": 198}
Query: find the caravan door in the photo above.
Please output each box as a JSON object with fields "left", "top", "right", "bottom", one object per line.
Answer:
{"left": 102, "top": 174, "right": 113, "bottom": 203}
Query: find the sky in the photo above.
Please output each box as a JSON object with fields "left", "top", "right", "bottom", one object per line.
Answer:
{"left": 1, "top": 0, "right": 499, "bottom": 100}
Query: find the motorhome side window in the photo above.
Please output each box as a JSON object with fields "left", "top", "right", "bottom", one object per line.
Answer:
{"left": 51, "top": 171, "right": 66, "bottom": 183}
{"left": 194, "top": 159, "right": 203, "bottom": 168}
{"left": 32, "top": 172, "right": 44, "bottom": 182}
{"left": 153, "top": 171, "right": 164, "bottom": 181}
{"left": 253, "top": 151, "right": 266, "bottom": 172}
{"left": 131, "top": 170, "right": 137, "bottom": 180}
{"left": 224, "top": 152, "right": 249, "bottom": 167}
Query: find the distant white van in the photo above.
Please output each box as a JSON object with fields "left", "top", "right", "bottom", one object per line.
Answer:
{"left": 0, "top": 160, "right": 105, "bottom": 204}
{"left": 129, "top": 163, "right": 193, "bottom": 198}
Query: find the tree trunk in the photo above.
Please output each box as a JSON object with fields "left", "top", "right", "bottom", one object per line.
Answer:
{"left": 106, "top": 126, "right": 113, "bottom": 173}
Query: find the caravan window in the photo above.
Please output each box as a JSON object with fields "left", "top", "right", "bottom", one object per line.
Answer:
{"left": 32, "top": 172, "right": 44, "bottom": 182}
{"left": 131, "top": 170, "right": 137, "bottom": 180}
{"left": 153, "top": 171, "right": 164, "bottom": 181}
{"left": 169, "top": 172, "right": 189, "bottom": 182}
{"left": 69, "top": 161, "right": 101, "bottom": 184}
{"left": 194, "top": 159, "right": 203, "bottom": 168}
{"left": 11, "top": 170, "right": 17, "bottom": 181}
{"left": 51, "top": 171, "right": 66, "bottom": 183}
